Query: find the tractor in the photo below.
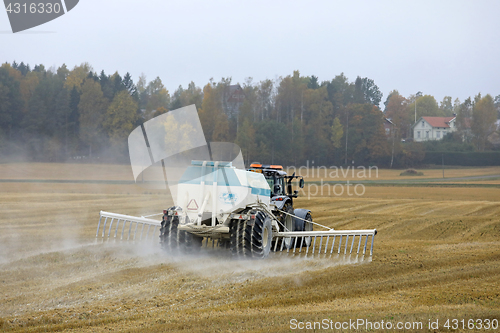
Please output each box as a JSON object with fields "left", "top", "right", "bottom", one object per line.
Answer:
{"left": 157, "top": 159, "right": 309, "bottom": 259}
{"left": 97, "top": 104, "right": 377, "bottom": 259}
{"left": 246, "top": 163, "right": 313, "bottom": 249}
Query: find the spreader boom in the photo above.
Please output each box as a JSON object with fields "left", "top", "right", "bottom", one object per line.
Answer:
{"left": 97, "top": 211, "right": 161, "bottom": 241}
{"left": 274, "top": 229, "right": 377, "bottom": 256}
{"left": 96, "top": 211, "right": 377, "bottom": 257}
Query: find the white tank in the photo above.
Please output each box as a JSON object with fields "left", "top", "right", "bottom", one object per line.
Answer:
{"left": 175, "top": 161, "right": 270, "bottom": 225}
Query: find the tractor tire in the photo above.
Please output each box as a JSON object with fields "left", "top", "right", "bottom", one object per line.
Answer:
{"left": 230, "top": 211, "right": 273, "bottom": 259}
{"left": 229, "top": 218, "right": 246, "bottom": 258}
{"left": 281, "top": 203, "right": 296, "bottom": 250}
{"left": 177, "top": 230, "right": 203, "bottom": 253}
{"left": 160, "top": 213, "right": 202, "bottom": 253}
{"left": 301, "top": 212, "right": 313, "bottom": 247}
{"left": 218, "top": 239, "right": 231, "bottom": 249}
{"left": 159, "top": 214, "right": 179, "bottom": 251}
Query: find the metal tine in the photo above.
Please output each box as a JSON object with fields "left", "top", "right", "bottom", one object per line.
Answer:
{"left": 330, "top": 236, "right": 336, "bottom": 254}
{"left": 338, "top": 235, "right": 343, "bottom": 254}
{"left": 107, "top": 218, "right": 115, "bottom": 238}
{"left": 293, "top": 237, "right": 297, "bottom": 255}
{"left": 312, "top": 236, "right": 317, "bottom": 255}
{"left": 370, "top": 235, "right": 375, "bottom": 256}
{"left": 354, "top": 253, "right": 359, "bottom": 263}
{"left": 305, "top": 239, "right": 309, "bottom": 256}
{"left": 363, "top": 234, "right": 369, "bottom": 255}
{"left": 274, "top": 239, "right": 279, "bottom": 252}
{"left": 101, "top": 217, "right": 109, "bottom": 237}
{"left": 96, "top": 216, "right": 104, "bottom": 237}
{"left": 324, "top": 236, "right": 330, "bottom": 254}
{"left": 114, "top": 219, "right": 121, "bottom": 238}
{"left": 140, "top": 223, "right": 145, "bottom": 240}
{"left": 357, "top": 234, "right": 362, "bottom": 254}
{"left": 133, "top": 222, "right": 139, "bottom": 240}
{"left": 146, "top": 225, "right": 151, "bottom": 240}
{"left": 127, "top": 221, "right": 134, "bottom": 240}
{"left": 280, "top": 237, "right": 285, "bottom": 253}
{"left": 121, "top": 220, "right": 127, "bottom": 240}
{"left": 344, "top": 235, "right": 349, "bottom": 254}
{"left": 299, "top": 236, "right": 304, "bottom": 253}
{"left": 212, "top": 239, "right": 215, "bottom": 248}
{"left": 318, "top": 236, "right": 323, "bottom": 256}
{"left": 350, "top": 235, "right": 355, "bottom": 254}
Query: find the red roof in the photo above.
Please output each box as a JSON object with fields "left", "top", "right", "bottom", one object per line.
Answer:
{"left": 422, "top": 116, "right": 455, "bottom": 128}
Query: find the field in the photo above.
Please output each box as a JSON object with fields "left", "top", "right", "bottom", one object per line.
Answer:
{"left": 1, "top": 164, "right": 500, "bottom": 332}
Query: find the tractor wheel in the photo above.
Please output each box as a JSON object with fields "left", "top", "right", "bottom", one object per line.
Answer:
{"left": 301, "top": 212, "right": 313, "bottom": 247}
{"left": 229, "top": 218, "right": 246, "bottom": 258}
{"left": 218, "top": 239, "right": 231, "bottom": 249}
{"left": 160, "top": 213, "right": 201, "bottom": 253}
{"left": 281, "top": 203, "right": 296, "bottom": 249}
{"left": 159, "top": 214, "right": 179, "bottom": 251}
{"left": 230, "top": 211, "right": 273, "bottom": 259}
{"left": 177, "top": 230, "right": 203, "bottom": 253}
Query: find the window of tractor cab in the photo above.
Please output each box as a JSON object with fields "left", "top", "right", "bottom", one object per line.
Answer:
{"left": 274, "top": 176, "right": 285, "bottom": 195}
{"left": 266, "top": 177, "right": 274, "bottom": 190}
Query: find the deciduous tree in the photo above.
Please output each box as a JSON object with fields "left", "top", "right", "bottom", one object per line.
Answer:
{"left": 236, "top": 118, "right": 256, "bottom": 165}
{"left": 64, "top": 63, "right": 92, "bottom": 92}
{"left": 456, "top": 97, "right": 473, "bottom": 143}
{"left": 439, "top": 96, "right": 453, "bottom": 116}
{"left": 103, "top": 90, "right": 138, "bottom": 151}
{"left": 145, "top": 77, "right": 170, "bottom": 119}
{"left": 472, "top": 94, "right": 496, "bottom": 151}
{"left": 331, "top": 117, "right": 343, "bottom": 149}
{"left": 199, "top": 83, "right": 228, "bottom": 142}
{"left": 408, "top": 95, "right": 441, "bottom": 120}
{"left": 354, "top": 76, "right": 383, "bottom": 107}
{"left": 78, "top": 79, "right": 108, "bottom": 157}
{"left": 385, "top": 91, "right": 410, "bottom": 138}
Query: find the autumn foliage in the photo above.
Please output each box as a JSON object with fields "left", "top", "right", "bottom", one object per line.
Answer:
{"left": 0, "top": 62, "right": 498, "bottom": 166}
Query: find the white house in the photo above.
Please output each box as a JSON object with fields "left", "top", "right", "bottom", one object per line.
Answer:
{"left": 413, "top": 116, "right": 456, "bottom": 142}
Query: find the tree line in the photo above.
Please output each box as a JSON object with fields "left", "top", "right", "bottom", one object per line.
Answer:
{"left": 0, "top": 61, "right": 498, "bottom": 167}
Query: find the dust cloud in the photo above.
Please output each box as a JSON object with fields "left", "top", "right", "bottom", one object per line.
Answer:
{"left": 0, "top": 161, "right": 368, "bottom": 320}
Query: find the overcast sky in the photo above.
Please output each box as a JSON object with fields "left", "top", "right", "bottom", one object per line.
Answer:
{"left": 1, "top": 0, "right": 499, "bottom": 106}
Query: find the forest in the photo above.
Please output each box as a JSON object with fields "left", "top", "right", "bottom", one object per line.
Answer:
{"left": 0, "top": 61, "right": 498, "bottom": 167}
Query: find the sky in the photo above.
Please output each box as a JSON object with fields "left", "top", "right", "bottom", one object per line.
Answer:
{"left": 1, "top": 0, "right": 499, "bottom": 106}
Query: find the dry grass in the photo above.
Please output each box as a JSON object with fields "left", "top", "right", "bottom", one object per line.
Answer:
{"left": 1, "top": 164, "right": 500, "bottom": 332}
{"left": 0, "top": 163, "right": 133, "bottom": 180}
{"left": 1, "top": 163, "right": 499, "bottom": 182}
{"left": 296, "top": 166, "right": 500, "bottom": 182}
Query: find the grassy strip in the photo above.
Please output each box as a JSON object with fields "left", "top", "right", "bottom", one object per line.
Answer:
{"left": 0, "top": 179, "right": 136, "bottom": 185}
{"left": 309, "top": 181, "right": 500, "bottom": 188}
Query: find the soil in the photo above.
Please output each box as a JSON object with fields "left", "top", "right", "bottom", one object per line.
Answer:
{"left": 1, "top": 164, "right": 499, "bottom": 332}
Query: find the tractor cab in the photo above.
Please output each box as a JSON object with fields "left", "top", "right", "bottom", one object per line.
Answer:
{"left": 247, "top": 163, "right": 304, "bottom": 200}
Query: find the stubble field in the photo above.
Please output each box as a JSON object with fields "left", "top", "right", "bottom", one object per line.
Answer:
{"left": 1, "top": 164, "right": 500, "bottom": 332}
